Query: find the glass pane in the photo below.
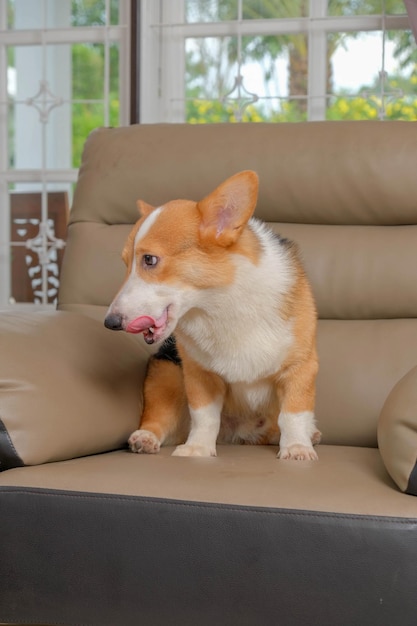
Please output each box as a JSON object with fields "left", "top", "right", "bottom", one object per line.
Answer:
{"left": 8, "top": 0, "right": 71, "bottom": 29}
{"left": 72, "top": 42, "right": 119, "bottom": 165}
{"left": 73, "top": 41, "right": 120, "bottom": 102}
{"left": 329, "top": 31, "right": 384, "bottom": 97}
{"left": 9, "top": 42, "right": 118, "bottom": 170}
{"left": 327, "top": 0, "right": 383, "bottom": 17}
{"left": 241, "top": 32, "right": 308, "bottom": 121}
{"left": 186, "top": 0, "right": 312, "bottom": 21}
{"left": 327, "top": 90, "right": 417, "bottom": 123}
{"left": 71, "top": 0, "right": 119, "bottom": 26}
{"left": 387, "top": 29, "right": 417, "bottom": 81}
{"left": 186, "top": 0, "right": 238, "bottom": 22}
{"left": 11, "top": 103, "right": 43, "bottom": 169}
{"left": 386, "top": 2, "right": 408, "bottom": 15}
{"left": 110, "top": 0, "right": 120, "bottom": 26}
{"left": 7, "top": 103, "right": 14, "bottom": 169}
{"left": 73, "top": 43, "right": 105, "bottom": 100}
{"left": 327, "top": 29, "right": 417, "bottom": 120}
{"left": 270, "top": 97, "right": 307, "bottom": 122}
{"left": 186, "top": 36, "right": 239, "bottom": 100}
{"left": 328, "top": 1, "right": 406, "bottom": 17}
{"left": 9, "top": 182, "right": 69, "bottom": 305}
{"left": 9, "top": 103, "right": 76, "bottom": 170}
{"left": 7, "top": 0, "right": 13, "bottom": 28}
{"left": 12, "top": 44, "right": 72, "bottom": 100}
{"left": 185, "top": 32, "right": 308, "bottom": 122}
{"left": 242, "top": 0, "right": 310, "bottom": 19}
{"left": 383, "top": 29, "right": 417, "bottom": 120}
{"left": 11, "top": 44, "right": 72, "bottom": 170}
{"left": 8, "top": 0, "right": 120, "bottom": 29}
{"left": 72, "top": 102, "right": 105, "bottom": 166}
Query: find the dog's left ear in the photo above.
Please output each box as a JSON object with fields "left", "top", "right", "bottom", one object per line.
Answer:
{"left": 137, "top": 200, "right": 155, "bottom": 217}
{"left": 197, "top": 170, "right": 259, "bottom": 247}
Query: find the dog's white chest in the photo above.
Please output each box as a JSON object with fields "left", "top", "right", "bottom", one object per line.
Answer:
{"left": 177, "top": 224, "right": 296, "bottom": 383}
{"left": 178, "top": 311, "right": 293, "bottom": 383}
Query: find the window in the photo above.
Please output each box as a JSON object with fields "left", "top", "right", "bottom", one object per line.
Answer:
{"left": 1, "top": 0, "right": 415, "bottom": 308}
{"left": 138, "top": 0, "right": 416, "bottom": 124}
{"left": 0, "top": 0, "right": 131, "bottom": 308}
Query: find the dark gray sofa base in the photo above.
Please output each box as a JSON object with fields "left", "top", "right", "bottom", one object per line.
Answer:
{"left": 1, "top": 484, "right": 416, "bottom": 626}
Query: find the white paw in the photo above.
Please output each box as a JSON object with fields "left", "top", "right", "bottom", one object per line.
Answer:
{"left": 172, "top": 443, "right": 217, "bottom": 457}
{"left": 278, "top": 443, "right": 318, "bottom": 461}
{"left": 128, "top": 429, "right": 161, "bottom": 454}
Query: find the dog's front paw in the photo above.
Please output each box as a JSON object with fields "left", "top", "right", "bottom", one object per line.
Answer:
{"left": 278, "top": 443, "right": 318, "bottom": 461}
{"left": 128, "top": 429, "right": 161, "bottom": 454}
{"left": 172, "top": 443, "right": 216, "bottom": 457}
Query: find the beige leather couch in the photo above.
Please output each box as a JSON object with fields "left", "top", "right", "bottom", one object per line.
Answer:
{"left": 1, "top": 121, "right": 417, "bottom": 626}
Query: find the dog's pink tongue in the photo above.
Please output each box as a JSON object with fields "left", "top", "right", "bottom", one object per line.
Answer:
{"left": 126, "top": 315, "right": 155, "bottom": 334}
{"left": 126, "top": 309, "right": 168, "bottom": 334}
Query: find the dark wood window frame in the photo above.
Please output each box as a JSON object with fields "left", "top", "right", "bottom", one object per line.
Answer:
{"left": 130, "top": 0, "right": 140, "bottom": 123}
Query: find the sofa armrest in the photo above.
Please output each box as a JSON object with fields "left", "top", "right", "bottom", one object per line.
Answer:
{"left": 0, "top": 310, "right": 148, "bottom": 471}
{"left": 378, "top": 365, "right": 417, "bottom": 495}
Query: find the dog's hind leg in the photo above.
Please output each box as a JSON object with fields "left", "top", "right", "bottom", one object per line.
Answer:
{"left": 128, "top": 356, "right": 188, "bottom": 454}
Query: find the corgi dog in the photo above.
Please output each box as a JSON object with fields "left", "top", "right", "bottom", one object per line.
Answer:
{"left": 104, "top": 171, "right": 320, "bottom": 460}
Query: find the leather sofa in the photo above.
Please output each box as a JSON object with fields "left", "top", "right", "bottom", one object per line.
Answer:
{"left": 1, "top": 121, "right": 417, "bottom": 626}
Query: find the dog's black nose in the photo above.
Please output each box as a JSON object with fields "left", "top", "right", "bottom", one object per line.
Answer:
{"left": 104, "top": 313, "right": 123, "bottom": 331}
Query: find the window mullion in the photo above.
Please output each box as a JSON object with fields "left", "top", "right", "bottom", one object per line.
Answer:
{"left": 308, "top": 0, "right": 327, "bottom": 121}
{"left": 119, "top": 0, "right": 131, "bottom": 125}
{"left": 161, "top": 0, "right": 185, "bottom": 122}
{"left": 0, "top": 26, "right": 128, "bottom": 46}
{"left": 159, "top": 15, "right": 409, "bottom": 38}
{"left": 140, "top": 0, "right": 185, "bottom": 123}
{"left": 140, "top": 0, "right": 163, "bottom": 122}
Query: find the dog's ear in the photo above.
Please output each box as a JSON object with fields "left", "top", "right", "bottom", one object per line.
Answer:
{"left": 197, "top": 170, "right": 259, "bottom": 247}
{"left": 137, "top": 200, "right": 155, "bottom": 217}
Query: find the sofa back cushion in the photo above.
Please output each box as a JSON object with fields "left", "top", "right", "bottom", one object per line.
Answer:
{"left": 60, "top": 121, "right": 417, "bottom": 321}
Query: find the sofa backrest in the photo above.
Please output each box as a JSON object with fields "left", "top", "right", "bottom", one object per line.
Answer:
{"left": 58, "top": 121, "right": 417, "bottom": 448}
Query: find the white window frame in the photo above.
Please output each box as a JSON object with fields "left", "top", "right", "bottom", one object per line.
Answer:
{"left": 0, "top": 0, "right": 131, "bottom": 309}
{"left": 139, "top": 0, "right": 411, "bottom": 124}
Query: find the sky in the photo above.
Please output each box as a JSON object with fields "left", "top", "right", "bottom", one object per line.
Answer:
{"left": 332, "top": 33, "right": 397, "bottom": 90}
{"left": 242, "top": 33, "right": 400, "bottom": 99}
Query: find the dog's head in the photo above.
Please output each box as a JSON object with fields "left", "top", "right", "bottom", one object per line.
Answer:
{"left": 104, "top": 170, "right": 259, "bottom": 345}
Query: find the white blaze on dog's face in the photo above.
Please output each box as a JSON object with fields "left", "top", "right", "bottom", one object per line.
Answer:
{"left": 105, "top": 171, "right": 259, "bottom": 345}
{"left": 104, "top": 203, "right": 185, "bottom": 344}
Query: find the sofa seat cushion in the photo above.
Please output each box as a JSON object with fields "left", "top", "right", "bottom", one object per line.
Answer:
{"left": 1, "top": 445, "right": 416, "bottom": 517}
{"left": 0, "top": 446, "right": 416, "bottom": 626}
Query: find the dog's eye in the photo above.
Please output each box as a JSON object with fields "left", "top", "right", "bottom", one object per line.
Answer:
{"left": 142, "top": 254, "right": 159, "bottom": 268}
